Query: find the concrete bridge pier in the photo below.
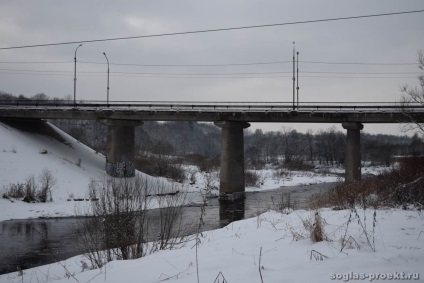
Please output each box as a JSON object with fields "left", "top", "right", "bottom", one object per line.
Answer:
{"left": 101, "top": 119, "right": 142, "bottom": 177}
{"left": 214, "top": 121, "right": 250, "bottom": 201}
{"left": 342, "top": 122, "right": 364, "bottom": 183}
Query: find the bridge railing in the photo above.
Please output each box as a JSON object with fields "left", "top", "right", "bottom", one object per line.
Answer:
{"left": 0, "top": 99, "right": 423, "bottom": 112}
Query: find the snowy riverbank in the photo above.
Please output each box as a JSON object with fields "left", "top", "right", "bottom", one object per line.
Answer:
{"left": 1, "top": 208, "right": 422, "bottom": 282}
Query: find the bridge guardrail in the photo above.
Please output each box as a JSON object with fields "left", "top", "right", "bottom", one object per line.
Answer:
{"left": 0, "top": 100, "right": 423, "bottom": 112}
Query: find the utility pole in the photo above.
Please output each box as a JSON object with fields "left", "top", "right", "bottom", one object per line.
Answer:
{"left": 292, "top": 42, "right": 296, "bottom": 110}
{"left": 103, "top": 52, "right": 110, "bottom": 105}
{"left": 73, "top": 44, "right": 83, "bottom": 107}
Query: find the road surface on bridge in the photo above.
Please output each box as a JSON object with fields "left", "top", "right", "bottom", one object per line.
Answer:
{"left": 0, "top": 100, "right": 423, "bottom": 123}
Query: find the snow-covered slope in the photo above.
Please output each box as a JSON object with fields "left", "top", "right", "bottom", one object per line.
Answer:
{"left": 0, "top": 120, "right": 108, "bottom": 221}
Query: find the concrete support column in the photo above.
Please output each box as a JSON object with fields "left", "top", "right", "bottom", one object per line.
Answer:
{"left": 342, "top": 122, "right": 364, "bottom": 183}
{"left": 101, "top": 119, "right": 142, "bottom": 177}
{"left": 214, "top": 121, "right": 250, "bottom": 201}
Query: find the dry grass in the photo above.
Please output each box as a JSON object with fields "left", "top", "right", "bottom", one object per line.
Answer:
{"left": 310, "top": 212, "right": 325, "bottom": 243}
{"left": 310, "top": 157, "right": 424, "bottom": 209}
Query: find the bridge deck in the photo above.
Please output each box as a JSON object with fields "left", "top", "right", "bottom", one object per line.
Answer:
{"left": 0, "top": 101, "right": 423, "bottom": 123}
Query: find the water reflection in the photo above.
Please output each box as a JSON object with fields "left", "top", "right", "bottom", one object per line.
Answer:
{"left": 0, "top": 219, "right": 80, "bottom": 275}
{"left": 219, "top": 198, "right": 245, "bottom": 227}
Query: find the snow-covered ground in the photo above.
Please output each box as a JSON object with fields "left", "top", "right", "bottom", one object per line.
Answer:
{"left": 246, "top": 169, "right": 341, "bottom": 191}
{"left": 1, "top": 121, "right": 422, "bottom": 282}
{"left": 1, "top": 208, "right": 422, "bottom": 283}
{"left": 0, "top": 121, "right": 107, "bottom": 221}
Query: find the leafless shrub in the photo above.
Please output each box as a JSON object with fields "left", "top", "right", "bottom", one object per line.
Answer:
{"left": 3, "top": 169, "right": 57, "bottom": 203}
{"left": 76, "top": 176, "right": 152, "bottom": 267}
{"left": 183, "top": 154, "right": 220, "bottom": 172}
{"left": 203, "top": 171, "right": 219, "bottom": 195}
{"left": 3, "top": 170, "right": 56, "bottom": 203}
{"left": 23, "top": 175, "right": 37, "bottom": 203}
{"left": 272, "top": 168, "right": 292, "bottom": 179}
{"left": 135, "top": 154, "right": 186, "bottom": 183}
{"left": 400, "top": 50, "right": 424, "bottom": 134}
{"left": 245, "top": 170, "right": 260, "bottom": 187}
{"left": 2, "top": 182, "right": 26, "bottom": 199}
{"left": 76, "top": 175, "right": 188, "bottom": 269}
{"left": 188, "top": 170, "right": 197, "bottom": 185}
{"left": 195, "top": 194, "right": 207, "bottom": 283}
{"left": 155, "top": 183, "right": 189, "bottom": 250}
{"left": 270, "top": 192, "right": 297, "bottom": 213}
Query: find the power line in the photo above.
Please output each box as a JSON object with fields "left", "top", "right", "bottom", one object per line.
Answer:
{"left": 0, "top": 67, "right": 420, "bottom": 76}
{"left": 1, "top": 9, "right": 423, "bottom": 50}
{"left": 0, "top": 61, "right": 72, "bottom": 64}
{"left": 0, "top": 70, "right": 417, "bottom": 80}
{"left": 301, "top": 61, "right": 418, "bottom": 66}
{"left": 303, "top": 71, "right": 420, "bottom": 75}
{"left": 80, "top": 60, "right": 420, "bottom": 67}
{"left": 0, "top": 59, "right": 417, "bottom": 67}
{"left": 80, "top": 60, "right": 293, "bottom": 67}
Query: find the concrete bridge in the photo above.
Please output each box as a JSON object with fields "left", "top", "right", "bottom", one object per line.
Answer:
{"left": 1, "top": 100, "right": 423, "bottom": 200}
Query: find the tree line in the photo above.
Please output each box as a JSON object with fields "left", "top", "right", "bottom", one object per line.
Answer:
{"left": 49, "top": 119, "right": 424, "bottom": 169}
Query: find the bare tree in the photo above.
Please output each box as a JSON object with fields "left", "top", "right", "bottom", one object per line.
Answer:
{"left": 401, "top": 50, "right": 424, "bottom": 135}
{"left": 38, "top": 169, "right": 57, "bottom": 202}
{"left": 31, "top": 93, "right": 49, "bottom": 101}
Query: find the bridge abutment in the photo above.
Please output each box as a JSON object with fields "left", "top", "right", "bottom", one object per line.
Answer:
{"left": 101, "top": 119, "right": 142, "bottom": 177}
{"left": 342, "top": 122, "right": 363, "bottom": 183}
{"left": 214, "top": 121, "right": 250, "bottom": 201}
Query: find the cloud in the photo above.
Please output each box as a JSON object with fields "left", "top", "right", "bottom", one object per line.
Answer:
{"left": 0, "top": 0, "right": 423, "bottom": 135}
{"left": 123, "top": 15, "right": 184, "bottom": 34}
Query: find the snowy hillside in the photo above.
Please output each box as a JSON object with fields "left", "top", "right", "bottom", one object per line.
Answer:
{"left": 0, "top": 120, "right": 108, "bottom": 221}
{"left": 0, "top": 120, "right": 196, "bottom": 222}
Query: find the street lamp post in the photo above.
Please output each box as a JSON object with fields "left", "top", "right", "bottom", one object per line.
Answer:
{"left": 73, "top": 44, "right": 83, "bottom": 106}
{"left": 292, "top": 42, "right": 295, "bottom": 110}
{"left": 296, "top": 51, "right": 299, "bottom": 108}
{"left": 103, "top": 52, "right": 110, "bottom": 105}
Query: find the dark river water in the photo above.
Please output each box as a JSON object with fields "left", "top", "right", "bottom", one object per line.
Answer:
{"left": 0, "top": 183, "right": 335, "bottom": 275}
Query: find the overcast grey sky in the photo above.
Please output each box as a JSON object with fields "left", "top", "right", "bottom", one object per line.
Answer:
{"left": 1, "top": 1, "right": 423, "bottom": 135}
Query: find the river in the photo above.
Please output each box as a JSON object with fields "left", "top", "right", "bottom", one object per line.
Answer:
{"left": 0, "top": 182, "right": 335, "bottom": 275}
